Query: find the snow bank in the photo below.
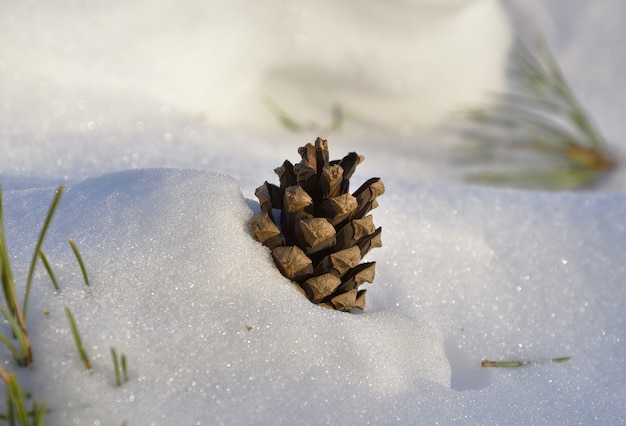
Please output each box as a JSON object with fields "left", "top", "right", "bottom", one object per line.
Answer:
{"left": 3, "top": 169, "right": 624, "bottom": 424}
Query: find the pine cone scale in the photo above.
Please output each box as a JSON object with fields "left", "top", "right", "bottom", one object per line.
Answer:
{"left": 295, "top": 218, "right": 336, "bottom": 254}
{"left": 271, "top": 246, "right": 313, "bottom": 281}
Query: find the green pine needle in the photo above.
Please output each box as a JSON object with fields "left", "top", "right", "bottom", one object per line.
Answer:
{"left": 111, "top": 347, "right": 129, "bottom": 387}
{"left": 265, "top": 97, "right": 349, "bottom": 135}
{"left": 32, "top": 400, "right": 47, "bottom": 426}
{"left": 482, "top": 356, "right": 572, "bottom": 368}
{"left": 38, "top": 250, "right": 60, "bottom": 291}
{"left": 0, "top": 314, "right": 25, "bottom": 365}
{"left": 0, "top": 306, "right": 30, "bottom": 367}
{"left": 24, "top": 185, "right": 64, "bottom": 320}
{"left": 64, "top": 305, "right": 91, "bottom": 370}
{"left": 0, "top": 186, "right": 31, "bottom": 366}
{"left": 111, "top": 347, "right": 121, "bottom": 386}
{"left": 121, "top": 353, "right": 128, "bottom": 383}
{"left": 69, "top": 238, "right": 90, "bottom": 287}
{"left": 6, "top": 373, "right": 29, "bottom": 425}
{"left": 0, "top": 367, "right": 47, "bottom": 425}
{"left": 0, "top": 185, "right": 17, "bottom": 315}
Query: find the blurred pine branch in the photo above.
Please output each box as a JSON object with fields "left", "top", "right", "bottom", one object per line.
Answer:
{"left": 454, "top": 38, "right": 614, "bottom": 190}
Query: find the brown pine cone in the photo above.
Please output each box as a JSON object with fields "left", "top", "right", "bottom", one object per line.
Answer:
{"left": 250, "top": 138, "right": 384, "bottom": 311}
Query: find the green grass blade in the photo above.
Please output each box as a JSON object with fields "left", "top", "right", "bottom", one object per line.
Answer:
{"left": 23, "top": 185, "right": 64, "bottom": 320}
{"left": 37, "top": 250, "right": 59, "bottom": 291}
{"left": 64, "top": 305, "right": 91, "bottom": 369}
{"left": 68, "top": 239, "right": 90, "bottom": 287}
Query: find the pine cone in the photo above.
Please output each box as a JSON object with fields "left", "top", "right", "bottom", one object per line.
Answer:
{"left": 250, "top": 138, "right": 384, "bottom": 311}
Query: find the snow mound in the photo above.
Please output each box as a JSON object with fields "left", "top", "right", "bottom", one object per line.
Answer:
{"left": 2, "top": 168, "right": 624, "bottom": 424}
{"left": 4, "top": 169, "right": 446, "bottom": 424}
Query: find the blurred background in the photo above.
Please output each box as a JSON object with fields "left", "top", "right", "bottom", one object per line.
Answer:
{"left": 0, "top": 0, "right": 624, "bottom": 189}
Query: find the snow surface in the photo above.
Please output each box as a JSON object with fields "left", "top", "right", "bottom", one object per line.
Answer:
{"left": 1, "top": 1, "right": 625, "bottom": 425}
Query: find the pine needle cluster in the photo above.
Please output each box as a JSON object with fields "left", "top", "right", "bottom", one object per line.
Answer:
{"left": 457, "top": 38, "right": 614, "bottom": 190}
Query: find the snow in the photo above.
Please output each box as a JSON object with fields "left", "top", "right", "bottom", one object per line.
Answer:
{"left": 1, "top": 1, "right": 625, "bottom": 425}
{"left": 0, "top": 0, "right": 511, "bottom": 133}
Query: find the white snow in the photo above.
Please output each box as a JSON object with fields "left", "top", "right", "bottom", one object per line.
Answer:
{"left": 1, "top": 1, "right": 625, "bottom": 425}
